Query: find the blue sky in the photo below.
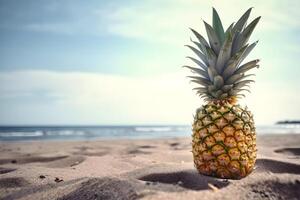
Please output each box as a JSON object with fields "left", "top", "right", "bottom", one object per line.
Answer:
{"left": 0, "top": 0, "right": 299, "bottom": 125}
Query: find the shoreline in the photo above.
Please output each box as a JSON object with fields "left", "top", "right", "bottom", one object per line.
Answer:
{"left": 1, "top": 124, "right": 300, "bottom": 142}
{"left": 1, "top": 134, "right": 300, "bottom": 199}
{"left": 1, "top": 132, "right": 300, "bottom": 143}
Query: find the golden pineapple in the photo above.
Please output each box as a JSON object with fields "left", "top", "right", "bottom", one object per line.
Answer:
{"left": 185, "top": 8, "right": 260, "bottom": 179}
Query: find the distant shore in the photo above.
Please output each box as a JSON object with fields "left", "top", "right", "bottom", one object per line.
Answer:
{"left": 0, "top": 134, "right": 300, "bottom": 200}
{"left": 276, "top": 120, "right": 300, "bottom": 124}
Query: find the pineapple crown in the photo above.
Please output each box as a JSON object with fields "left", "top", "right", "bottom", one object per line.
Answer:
{"left": 184, "top": 7, "right": 261, "bottom": 103}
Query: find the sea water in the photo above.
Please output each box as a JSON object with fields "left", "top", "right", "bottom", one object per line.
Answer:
{"left": 0, "top": 124, "right": 300, "bottom": 141}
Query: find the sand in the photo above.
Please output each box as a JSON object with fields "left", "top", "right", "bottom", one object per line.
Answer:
{"left": 0, "top": 134, "right": 300, "bottom": 200}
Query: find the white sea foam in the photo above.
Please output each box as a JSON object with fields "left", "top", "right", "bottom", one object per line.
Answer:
{"left": 134, "top": 127, "right": 173, "bottom": 132}
{"left": 0, "top": 131, "right": 44, "bottom": 137}
{"left": 45, "top": 130, "right": 86, "bottom": 136}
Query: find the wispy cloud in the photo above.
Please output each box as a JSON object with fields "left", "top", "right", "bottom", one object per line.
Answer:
{"left": 4, "top": 0, "right": 299, "bottom": 41}
{"left": 0, "top": 70, "right": 299, "bottom": 125}
{"left": 0, "top": 70, "right": 196, "bottom": 125}
{"left": 102, "top": 0, "right": 300, "bottom": 44}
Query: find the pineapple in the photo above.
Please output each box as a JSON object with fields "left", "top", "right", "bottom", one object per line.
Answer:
{"left": 185, "top": 8, "right": 260, "bottom": 179}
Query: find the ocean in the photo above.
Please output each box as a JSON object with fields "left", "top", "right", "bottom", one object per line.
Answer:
{"left": 0, "top": 124, "right": 300, "bottom": 141}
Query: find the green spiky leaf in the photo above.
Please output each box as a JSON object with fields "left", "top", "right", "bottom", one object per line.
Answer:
{"left": 232, "top": 8, "right": 252, "bottom": 33}
{"left": 189, "top": 28, "right": 210, "bottom": 47}
{"left": 212, "top": 8, "right": 225, "bottom": 44}
{"left": 216, "top": 28, "right": 233, "bottom": 73}
{"left": 185, "top": 45, "right": 208, "bottom": 66}
{"left": 225, "top": 23, "right": 234, "bottom": 38}
{"left": 234, "top": 74, "right": 255, "bottom": 83}
{"left": 183, "top": 65, "right": 208, "bottom": 79}
{"left": 190, "top": 39, "right": 206, "bottom": 55}
{"left": 233, "top": 80, "right": 254, "bottom": 90}
{"left": 213, "top": 75, "right": 224, "bottom": 89}
{"left": 235, "top": 59, "right": 259, "bottom": 74}
{"left": 186, "top": 56, "right": 207, "bottom": 70}
{"left": 212, "top": 90, "right": 223, "bottom": 98}
{"left": 204, "top": 46, "right": 217, "bottom": 67}
{"left": 225, "top": 73, "right": 244, "bottom": 85}
{"left": 204, "top": 21, "right": 221, "bottom": 54}
{"left": 232, "top": 16, "right": 261, "bottom": 53}
{"left": 193, "top": 87, "right": 208, "bottom": 93}
{"left": 222, "top": 84, "right": 233, "bottom": 92}
{"left": 208, "top": 85, "right": 216, "bottom": 93}
{"left": 188, "top": 76, "right": 211, "bottom": 86}
{"left": 236, "top": 88, "right": 251, "bottom": 93}
{"left": 222, "top": 45, "right": 248, "bottom": 79}
{"left": 237, "top": 41, "right": 258, "bottom": 65}
{"left": 207, "top": 66, "right": 218, "bottom": 82}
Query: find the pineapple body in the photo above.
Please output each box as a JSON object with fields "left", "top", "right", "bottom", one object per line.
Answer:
{"left": 192, "top": 103, "right": 256, "bottom": 179}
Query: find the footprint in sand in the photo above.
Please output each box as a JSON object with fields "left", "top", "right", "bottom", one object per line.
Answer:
{"left": 0, "top": 177, "right": 29, "bottom": 188}
{"left": 0, "top": 155, "right": 85, "bottom": 168}
{"left": 0, "top": 167, "right": 16, "bottom": 174}
{"left": 57, "top": 177, "right": 138, "bottom": 200}
{"left": 73, "top": 151, "right": 108, "bottom": 157}
{"left": 73, "top": 146, "right": 109, "bottom": 157}
{"left": 138, "top": 145, "right": 156, "bottom": 149}
{"left": 138, "top": 170, "right": 230, "bottom": 191}
{"left": 45, "top": 156, "right": 86, "bottom": 168}
{"left": 1, "top": 178, "right": 84, "bottom": 200}
{"left": 169, "top": 142, "right": 180, "bottom": 147}
{"left": 74, "top": 146, "right": 93, "bottom": 151}
{"left": 168, "top": 142, "right": 188, "bottom": 151}
{"left": 256, "top": 158, "right": 300, "bottom": 174}
{"left": 4, "top": 177, "right": 152, "bottom": 200}
{"left": 274, "top": 148, "right": 300, "bottom": 156}
{"left": 246, "top": 180, "right": 300, "bottom": 199}
{"left": 0, "top": 155, "right": 68, "bottom": 165}
{"left": 127, "top": 149, "right": 151, "bottom": 155}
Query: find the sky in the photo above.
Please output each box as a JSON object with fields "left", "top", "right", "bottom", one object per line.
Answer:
{"left": 0, "top": 0, "right": 299, "bottom": 125}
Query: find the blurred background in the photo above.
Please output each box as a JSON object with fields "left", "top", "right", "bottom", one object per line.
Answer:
{"left": 0, "top": 0, "right": 299, "bottom": 140}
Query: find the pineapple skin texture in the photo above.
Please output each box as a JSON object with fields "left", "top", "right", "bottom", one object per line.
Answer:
{"left": 192, "top": 103, "right": 257, "bottom": 179}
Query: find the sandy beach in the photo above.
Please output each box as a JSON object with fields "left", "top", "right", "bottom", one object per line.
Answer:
{"left": 0, "top": 134, "right": 300, "bottom": 200}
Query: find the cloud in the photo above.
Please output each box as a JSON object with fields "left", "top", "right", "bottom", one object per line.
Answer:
{"left": 2, "top": 0, "right": 299, "bottom": 44}
{"left": 0, "top": 70, "right": 198, "bottom": 125}
{"left": 0, "top": 70, "right": 299, "bottom": 125}
{"left": 102, "top": 0, "right": 300, "bottom": 44}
